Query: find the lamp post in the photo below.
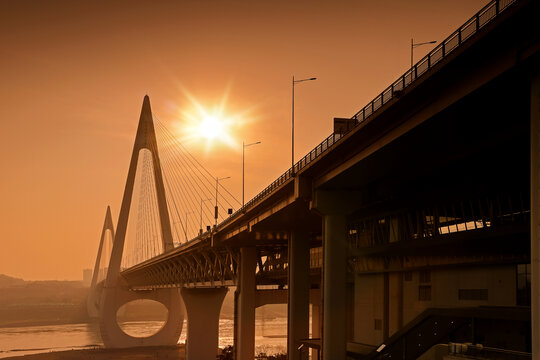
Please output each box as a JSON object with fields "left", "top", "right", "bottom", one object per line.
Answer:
{"left": 411, "top": 39, "right": 437, "bottom": 68}
{"left": 184, "top": 211, "right": 193, "bottom": 242}
{"left": 243, "top": 141, "right": 261, "bottom": 208}
{"left": 200, "top": 198, "right": 212, "bottom": 235}
{"left": 292, "top": 76, "right": 317, "bottom": 173}
{"left": 215, "top": 176, "right": 231, "bottom": 226}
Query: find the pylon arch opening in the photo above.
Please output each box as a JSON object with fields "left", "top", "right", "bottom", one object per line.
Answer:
{"left": 116, "top": 299, "right": 169, "bottom": 338}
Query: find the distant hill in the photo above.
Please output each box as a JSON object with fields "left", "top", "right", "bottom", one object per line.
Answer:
{"left": 0, "top": 275, "right": 89, "bottom": 327}
{"left": 0, "top": 274, "right": 25, "bottom": 288}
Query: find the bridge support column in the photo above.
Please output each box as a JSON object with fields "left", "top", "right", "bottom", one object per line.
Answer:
{"left": 181, "top": 287, "right": 228, "bottom": 360}
{"left": 313, "top": 189, "right": 358, "bottom": 360}
{"left": 237, "top": 247, "right": 256, "bottom": 360}
{"left": 288, "top": 231, "right": 310, "bottom": 360}
{"left": 322, "top": 214, "right": 348, "bottom": 359}
{"left": 531, "top": 68, "right": 540, "bottom": 358}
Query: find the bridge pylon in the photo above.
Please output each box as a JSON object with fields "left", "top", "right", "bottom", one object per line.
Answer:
{"left": 98, "top": 95, "right": 184, "bottom": 348}
{"left": 87, "top": 206, "right": 115, "bottom": 318}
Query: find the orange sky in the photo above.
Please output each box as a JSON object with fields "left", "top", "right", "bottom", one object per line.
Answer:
{"left": 0, "top": 0, "right": 488, "bottom": 280}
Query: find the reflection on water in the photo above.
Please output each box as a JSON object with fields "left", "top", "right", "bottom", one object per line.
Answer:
{"left": 0, "top": 323, "right": 102, "bottom": 358}
{"left": 0, "top": 318, "right": 287, "bottom": 358}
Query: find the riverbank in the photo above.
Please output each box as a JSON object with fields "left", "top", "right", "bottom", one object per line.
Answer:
{"left": 2, "top": 346, "right": 185, "bottom": 360}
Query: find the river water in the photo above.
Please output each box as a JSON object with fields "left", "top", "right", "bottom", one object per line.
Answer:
{"left": 0, "top": 318, "right": 287, "bottom": 358}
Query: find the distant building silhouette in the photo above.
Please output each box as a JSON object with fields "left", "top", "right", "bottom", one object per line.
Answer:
{"left": 82, "top": 268, "right": 92, "bottom": 286}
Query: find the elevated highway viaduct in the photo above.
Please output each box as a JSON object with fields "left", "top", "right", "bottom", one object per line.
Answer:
{"left": 121, "top": 0, "right": 539, "bottom": 358}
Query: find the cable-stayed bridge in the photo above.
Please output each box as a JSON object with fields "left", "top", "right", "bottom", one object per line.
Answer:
{"left": 89, "top": 0, "right": 540, "bottom": 359}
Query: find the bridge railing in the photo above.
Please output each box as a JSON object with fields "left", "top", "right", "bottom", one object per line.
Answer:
{"left": 351, "top": 0, "right": 513, "bottom": 123}
{"left": 217, "top": 0, "right": 516, "bottom": 231}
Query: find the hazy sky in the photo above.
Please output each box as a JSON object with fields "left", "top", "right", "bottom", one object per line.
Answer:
{"left": 0, "top": 0, "right": 487, "bottom": 280}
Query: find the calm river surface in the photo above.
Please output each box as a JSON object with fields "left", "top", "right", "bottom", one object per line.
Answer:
{"left": 0, "top": 318, "right": 287, "bottom": 358}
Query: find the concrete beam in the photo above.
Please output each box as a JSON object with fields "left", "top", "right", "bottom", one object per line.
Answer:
{"left": 312, "top": 189, "right": 363, "bottom": 216}
{"left": 294, "top": 175, "right": 313, "bottom": 201}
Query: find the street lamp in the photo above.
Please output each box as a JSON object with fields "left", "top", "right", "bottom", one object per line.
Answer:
{"left": 292, "top": 76, "right": 317, "bottom": 172}
{"left": 200, "top": 198, "right": 212, "bottom": 235}
{"left": 215, "top": 176, "right": 231, "bottom": 226}
{"left": 243, "top": 141, "right": 261, "bottom": 208}
{"left": 411, "top": 38, "right": 437, "bottom": 68}
{"left": 184, "top": 211, "right": 193, "bottom": 242}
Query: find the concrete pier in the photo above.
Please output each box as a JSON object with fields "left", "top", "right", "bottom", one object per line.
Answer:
{"left": 237, "top": 247, "right": 256, "bottom": 360}
{"left": 181, "top": 287, "right": 228, "bottom": 360}
{"left": 288, "top": 230, "right": 310, "bottom": 360}
{"left": 322, "top": 214, "right": 348, "bottom": 359}
{"left": 313, "top": 190, "right": 357, "bottom": 360}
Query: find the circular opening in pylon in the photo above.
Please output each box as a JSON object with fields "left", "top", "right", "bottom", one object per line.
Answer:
{"left": 117, "top": 299, "right": 168, "bottom": 338}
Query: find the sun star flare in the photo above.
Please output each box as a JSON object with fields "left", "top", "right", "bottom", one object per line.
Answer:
{"left": 171, "top": 86, "right": 258, "bottom": 152}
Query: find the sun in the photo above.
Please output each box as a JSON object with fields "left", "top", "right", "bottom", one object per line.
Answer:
{"left": 170, "top": 85, "right": 258, "bottom": 151}
{"left": 190, "top": 108, "right": 235, "bottom": 148}
{"left": 199, "top": 115, "right": 224, "bottom": 140}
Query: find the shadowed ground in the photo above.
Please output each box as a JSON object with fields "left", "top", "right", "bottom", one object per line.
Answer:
{"left": 3, "top": 346, "right": 185, "bottom": 360}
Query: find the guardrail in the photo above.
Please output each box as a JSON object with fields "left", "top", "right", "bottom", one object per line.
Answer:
{"left": 448, "top": 343, "right": 531, "bottom": 360}
{"left": 218, "top": 0, "right": 517, "bottom": 230}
